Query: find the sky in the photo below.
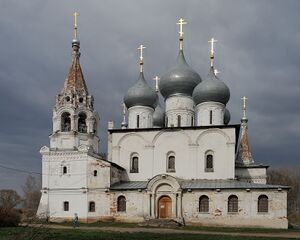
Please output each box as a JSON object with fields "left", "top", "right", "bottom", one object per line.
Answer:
{"left": 0, "top": 0, "right": 299, "bottom": 193}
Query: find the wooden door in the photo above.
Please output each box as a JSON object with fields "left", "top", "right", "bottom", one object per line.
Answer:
{"left": 158, "top": 196, "right": 172, "bottom": 218}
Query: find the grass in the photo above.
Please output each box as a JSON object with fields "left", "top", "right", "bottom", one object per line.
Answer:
{"left": 0, "top": 227, "right": 286, "bottom": 240}
{"left": 48, "top": 220, "right": 300, "bottom": 233}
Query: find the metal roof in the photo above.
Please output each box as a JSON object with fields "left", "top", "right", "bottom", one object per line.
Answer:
{"left": 110, "top": 181, "right": 147, "bottom": 190}
{"left": 110, "top": 179, "right": 289, "bottom": 191}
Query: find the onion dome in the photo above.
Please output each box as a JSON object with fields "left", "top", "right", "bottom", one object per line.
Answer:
{"left": 159, "top": 50, "right": 202, "bottom": 98}
{"left": 124, "top": 72, "right": 157, "bottom": 109}
{"left": 224, "top": 108, "right": 231, "bottom": 125}
{"left": 192, "top": 67, "right": 230, "bottom": 105}
{"left": 153, "top": 95, "right": 165, "bottom": 127}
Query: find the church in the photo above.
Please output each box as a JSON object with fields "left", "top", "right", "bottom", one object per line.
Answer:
{"left": 37, "top": 15, "right": 289, "bottom": 229}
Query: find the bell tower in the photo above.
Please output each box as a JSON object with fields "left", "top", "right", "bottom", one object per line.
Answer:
{"left": 50, "top": 12, "right": 99, "bottom": 152}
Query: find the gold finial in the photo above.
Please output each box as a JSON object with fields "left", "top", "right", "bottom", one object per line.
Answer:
{"left": 208, "top": 37, "right": 218, "bottom": 67}
{"left": 138, "top": 44, "right": 146, "bottom": 72}
{"left": 153, "top": 76, "right": 160, "bottom": 92}
{"left": 214, "top": 69, "right": 220, "bottom": 76}
{"left": 176, "top": 18, "right": 187, "bottom": 50}
{"left": 241, "top": 96, "right": 248, "bottom": 119}
{"left": 73, "top": 11, "right": 80, "bottom": 39}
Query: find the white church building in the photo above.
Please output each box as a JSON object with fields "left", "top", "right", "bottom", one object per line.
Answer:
{"left": 37, "top": 17, "right": 289, "bottom": 229}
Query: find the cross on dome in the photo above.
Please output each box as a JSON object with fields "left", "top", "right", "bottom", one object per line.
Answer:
{"left": 214, "top": 69, "right": 220, "bottom": 76}
{"left": 153, "top": 76, "right": 160, "bottom": 92}
{"left": 73, "top": 11, "right": 80, "bottom": 39}
{"left": 241, "top": 96, "right": 248, "bottom": 119}
{"left": 138, "top": 44, "right": 146, "bottom": 72}
{"left": 208, "top": 37, "right": 218, "bottom": 67}
{"left": 176, "top": 18, "right": 187, "bottom": 50}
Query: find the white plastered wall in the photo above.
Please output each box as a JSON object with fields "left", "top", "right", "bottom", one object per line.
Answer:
{"left": 127, "top": 106, "right": 154, "bottom": 129}
{"left": 195, "top": 101, "right": 225, "bottom": 126}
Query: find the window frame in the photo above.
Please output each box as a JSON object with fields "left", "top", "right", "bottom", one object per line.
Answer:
{"left": 199, "top": 195, "right": 209, "bottom": 213}
{"left": 166, "top": 152, "right": 176, "bottom": 172}
{"left": 257, "top": 195, "right": 269, "bottom": 213}
{"left": 117, "top": 196, "right": 126, "bottom": 212}
{"left": 130, "top": 154, "right": 139, "bottom": 173}
{"left": 205, "top": 150, "right": 214, "bottom": 172}
{"left": 63, "top": 201, "right": 69, "bottom": 211}
{"left": 93, "top": 170, "right": 98, "bottom": 177}
{"left": 228, "top": 195, "right": 239, "bottom": 213}
{"left": 89, "top": 201, "right": 95, "bottom": 212}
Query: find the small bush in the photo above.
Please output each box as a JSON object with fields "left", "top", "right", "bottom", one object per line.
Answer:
{"left": 0, "top": 209, "right": 21, "bottom": 227}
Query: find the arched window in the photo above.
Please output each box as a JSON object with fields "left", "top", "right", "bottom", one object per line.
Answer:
{"left": 258, "top": 195, "right": 268, "bottom": 213}
{"left": 228, "top": 195, "right": 238, "bottom": 213}
{"left": 191, "top": 116, "right": 194, "bottom": 126}
{"left": 63, "top": 201, "right": 69, "bottom": 211}
{"left": 166, "top": 117, "right": 168, "bottom": 127}
{"left": 130, "top": 155, "right": 139, "bottom": 173}
{"left": 78, "top": 113, "right": 87, "bottom": 133}
{"left": 117, "top": 196, "right": 126, "bottom": 212}
{"left": 177, "top": 115, "right": 181, "bottom": 127}
{"left": 199, "top": 195, "right": 209, "bottom": 213}
{"left": 89, "top": 201, "right": 95, "bottom": 212}
{"left": 205, "top": 151, "right": 214, "bottom": 172}
{"left": 61, "top": 112, "right": 71, "bottom": 132}
{"left": 63, "top": 166, "right": 67, "bottom": 174}
{"left": 209, "top": 110, "right": 213, "bottom": 124}
{"left": 93, "top": 170, "right": 97, "bottom": 177}
{"left": 167, "top": 153, "right": 175, "bottom": 172}
{"left": 137, "top": 115, "right": 140, "bottom": 128}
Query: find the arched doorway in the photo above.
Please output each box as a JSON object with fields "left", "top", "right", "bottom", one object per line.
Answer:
{"left": 158, "top": 196, "right": 172, "bottom": 218}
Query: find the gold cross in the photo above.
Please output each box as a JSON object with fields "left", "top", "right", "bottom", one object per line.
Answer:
{"left": 176, "top": 18, "right": 187, "bottom": 38}
{"left": 73, "top": 11, "right": 80, "bottom": 39}
{"left": 241, "top": 96, "right": 248, "bottom": 119}
{"left": 153, "top": 76, "right": 160, "bottom": 92}
{"left": 138, "top": 44, "right": 146, "bottom": 62}
{"left": 214, "top": 69, "right": 220, "bottom": 76}
{"left": 208, "top": 37, "right": 218, "bottom": 56}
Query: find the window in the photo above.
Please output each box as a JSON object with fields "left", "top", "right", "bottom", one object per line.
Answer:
{"left": 166, "top": 117, "right": 168, "bottom": 127}
{"left": 167, "top": 154, "right": 175, "bottom": 172}
{"left": 63, "top": 166, "right": 67, "bottom": 174}
{"left": 89, "top": 201, "right": 95, "bottom": 212}
{"left": 78, "top": 112, "right": 87, "bottom": 133}
{"left": 117, "top": 196, "right": 126, "bottom": 212}
{"left": 209, "top": 110, "right": 213, "bottom": 124}
{"left": 199, "top": 195, "right": 209, "bottom": 213}
{"left": 191, "top": 116, "right": 194, "bottom": 126}
{"left": 63, "top": 201, "right": 69, "bottom": 211}
{"left": 137, "top": 115, "right": 140, "bottom": 128}
{"left": 61, "top": 112, "right": 71, "bottom": 132}
{"left": 93, "top": 170, "right": 97, "bottom": 177}
{"left": 228, "top": 195, "right": 238, "bottom": 213}
{"left": 130, "top": 155, "right": 139, "bottom": 173}
{"left": 177, "top": 115, "right": 181, "bottom": 127}
{"left": 258, "top": 195, "right": 268, "bottom": 213}
{"left": 205, "top": 151, "right": 214, "bottom": 172}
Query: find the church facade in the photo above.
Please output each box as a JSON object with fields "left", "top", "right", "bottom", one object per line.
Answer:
{"left": 37, "top": 18, "right": 289, "bottom": 229}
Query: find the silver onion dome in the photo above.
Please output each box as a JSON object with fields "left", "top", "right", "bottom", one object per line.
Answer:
{"left": 192, "top": 67, "right": 230, "bottom": 105}
{"left": 159, "top": 50, "right": 202, "bottom": 99}
{"left": 124, "top": 72, "right": 157, "bottom": 109}
{"left": 224, "top": 108, "right": 231, "bottom": 125}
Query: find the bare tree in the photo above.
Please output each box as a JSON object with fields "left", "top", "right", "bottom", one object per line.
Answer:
{"left": 22, "top": 175, "right": 41, "bottom": 217}
{"left": 0, "top": 189, "right": 22, "bottom": 227}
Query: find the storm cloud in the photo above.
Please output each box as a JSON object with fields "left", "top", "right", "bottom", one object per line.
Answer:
{"left": 0, "top": 0, "right": 299, "bottom": 192}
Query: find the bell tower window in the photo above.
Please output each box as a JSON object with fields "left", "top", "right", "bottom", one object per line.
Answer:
{"left": 61, "top": 112, "right": 71, "bottom": 132}
{"left": 78, "top": 113, "right": 87, "bottom": 133}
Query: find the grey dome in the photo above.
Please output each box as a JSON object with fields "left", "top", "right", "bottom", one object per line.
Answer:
{"left": 192, "top": 67, "right": 230, "bottom": 105}
{"left": 153, "top": 95, "right": 165, "bottom": 127}
{"left": 224, "top": 108, "right": 231, "bottom": 125}
{"left": 124, "top": 72, "right": 157, "bottom": 109}
{"left": 159, "top": 50, "right": 202, "bottom": 99}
